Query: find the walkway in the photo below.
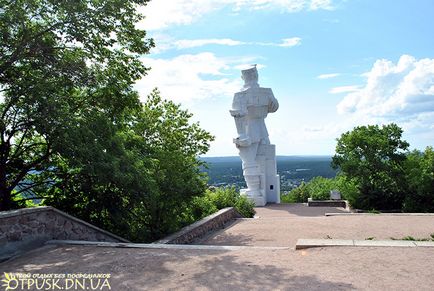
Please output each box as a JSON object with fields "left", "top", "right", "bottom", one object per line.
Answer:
{"left": 2, "top": 204, "right": 434, "bottom": 290}
{"left": 199, "top": 204, "right": 434, "bottom": 247}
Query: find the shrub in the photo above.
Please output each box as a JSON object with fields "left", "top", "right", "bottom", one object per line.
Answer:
{"left": 282, "top": 182, "right": 310, "bottom": 203}
{"left": 334, "top": 175, "right": 360, "bottom": 205}
{"left": 308, "top": 177, "right": 335, "bottom": 200}
{"left": 280, "top": 175, "right": 360, "bottom": 204}
{"left": 234, "top": 195, "right": 256, "bottom": 217}
{"left": 182, "top": 186, "right": 255, "bottom": 223}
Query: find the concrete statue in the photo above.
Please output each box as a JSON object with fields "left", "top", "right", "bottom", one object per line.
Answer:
{"left": 230, "top": 65, "right": 280, "bottom": 206}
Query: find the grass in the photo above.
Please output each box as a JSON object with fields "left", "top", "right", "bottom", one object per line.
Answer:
{"left": 390, "top": 235, "right": 434, "bottom": 241}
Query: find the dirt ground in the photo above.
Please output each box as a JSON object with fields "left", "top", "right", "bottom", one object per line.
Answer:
{"left": 2, "top": 203, "right": 434, "bottom": 290}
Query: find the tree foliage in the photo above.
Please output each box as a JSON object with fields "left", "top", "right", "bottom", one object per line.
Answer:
{"left": 332, "top": 124, "right": 409, "bottom": 210}
{"left": 283, "top": 124, "right": 432, "bottom": 212}
{"left": 0, "top": 0, "right": 154, "bottom": 210}
{"left": 0, "top": 0, "right": 219, "bottom": 243}
{"left": 403, "top": 147, "right": 434, "bottom": 212}
{"left": 44, "top": 89, "right": 214, "bottom": 241}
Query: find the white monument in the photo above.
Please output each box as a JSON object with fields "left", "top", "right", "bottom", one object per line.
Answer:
{"left": 230, "top": 65, "right": 280, "bottom": 206}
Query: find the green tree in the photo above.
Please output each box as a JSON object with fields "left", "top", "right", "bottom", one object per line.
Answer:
{"left": 44, "top": 90, "right": 214, "bottom": 241}
{"left": 0, "top": 0, "right": 153, "bottom": 210}
{"left": 332, "top": 124, "right": 409, "bottom": 210}
{"left": 403, "top": 147, "right": 434, "bottom": 212}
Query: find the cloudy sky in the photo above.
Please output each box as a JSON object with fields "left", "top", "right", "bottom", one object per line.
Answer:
{"left": 135, "top": 0, "right": 434, "bottom": 156}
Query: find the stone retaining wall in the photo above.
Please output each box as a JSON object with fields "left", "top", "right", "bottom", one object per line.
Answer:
{"left": 0, "top": 206, "right": 128, "bottom": 261}
{"left": 307, "top": 199, "right": 348, "bottom": 208}
{"left": 155, "top": 207, "right": 243, "bottom": 244}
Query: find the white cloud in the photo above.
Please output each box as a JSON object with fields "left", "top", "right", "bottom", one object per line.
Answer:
{"left": 138, "top": 1, "right": 221, "bottom": 31}
{"left": 175, "top": 38, "right": 244, "bottom": 49}
{"left": 152, "top": 37, "right": 302, "bottom": 52}
{"left": 140, "top": 0, "right": 336, "bottom": 30}
{"left": 329, "top": 85, "right": 360, "bottom": 94}
{"left": 310, "top": 0, "right": 334, "bottom": 10}
{"left": 136, "top": 52, "right": 257, "bottom": 103}
{"left": 337, "top": 55, "right": 434, "bottom": 117}
{"left": 336, "top": 55, "right": 434, "bottom": 139}
{"left": 277, "top": 37, "right": 302, "bottom": 47}
{"left": 317, "top": 73, "right": 340, "bottom": 79}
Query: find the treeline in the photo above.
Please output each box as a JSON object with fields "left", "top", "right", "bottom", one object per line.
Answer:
{"left": 283, "top": 124, "right": 434, "bottom": 212}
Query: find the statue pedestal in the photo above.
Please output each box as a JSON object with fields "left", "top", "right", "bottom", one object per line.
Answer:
{"left": 258, "top": 144, "right": 280, "bottom": 204}
{"left": 240, "top": 144, "right": 280, "bottom": 206}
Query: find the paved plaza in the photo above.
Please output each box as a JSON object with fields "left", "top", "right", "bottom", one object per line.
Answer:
{"left": 2, "top": 204, "right": 434, "bottom": 290}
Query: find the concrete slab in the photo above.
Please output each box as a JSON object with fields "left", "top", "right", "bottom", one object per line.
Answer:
{"left": 414, "top": 241, "right": 434, "bottom": 247}
{"left": 295, "top": 239, "right": 434, "bottom": 249}
{"left": 295, "top": 239, "right": 354, "bottom": 250}
{"left": 353, "top": 240, "right": 416, "bottom": 247}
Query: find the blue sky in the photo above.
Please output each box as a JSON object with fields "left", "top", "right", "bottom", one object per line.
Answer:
{"left": 136, "top": 0, "right": 434, "bottom": 156}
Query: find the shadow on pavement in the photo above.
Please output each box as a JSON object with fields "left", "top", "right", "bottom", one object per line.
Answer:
{"left": 191, "top": 254, "right": 355, "bottom": 290}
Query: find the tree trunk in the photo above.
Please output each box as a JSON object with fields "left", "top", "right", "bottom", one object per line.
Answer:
{"left": 0, "top": 167, "right": 13, "bottom": 211}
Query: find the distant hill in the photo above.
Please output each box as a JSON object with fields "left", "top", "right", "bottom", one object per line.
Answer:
{"left": 200, "top": 156, "right": 337, "bottom": 189}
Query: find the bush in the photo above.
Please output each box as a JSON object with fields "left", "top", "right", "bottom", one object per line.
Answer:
{"left": 281, "top": 182, "right": 310, "bottom": 203}
{"left": 281, "top": 175, "right": 360, "bottom": 204}
{"left": 334, "top": 175, "right": 360, "bottom": 205}
{"left": 308, "top": 177, "right": 335, "bottom": 200}
{"left": 182, "top": 186, "right": 255, "bottom": 223}
{"left": 234, "top": 195, "right": 256, "bottom": 218}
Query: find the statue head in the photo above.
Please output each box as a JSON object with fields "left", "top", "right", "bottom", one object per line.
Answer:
{"left": 241, "top": 65, "right": 259, "bottom": 89}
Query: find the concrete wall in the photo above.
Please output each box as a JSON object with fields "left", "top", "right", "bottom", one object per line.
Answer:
{"left": 0, "top": 206, "right": 128, "bottom": 261}
{"left": 155, "top": 207, "right": 243, "bottom": 244}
